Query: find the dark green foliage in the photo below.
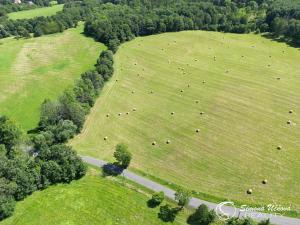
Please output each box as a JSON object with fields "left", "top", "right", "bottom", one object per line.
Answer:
{"left": 41, "top": 160, "right": 62, "bottom": 184}
{"left": 31, "top": 131, "right": 54, "bottom": 150}
{"left": 113, "top": 143, "right": 132, "bottom": 168}
{"left": 148, "top": 191, "right": 164, "bottom": 207}
{"left": 0, "top": 116, "right": 21, "bottom": 151}
{"left": 158, "top": 204, "right": 177, "bottom": 222}
{"left": 175, "top": 187, "right": 191, "bottom": 208}
{"left": 258, "top": 219, "right": 271, "bottom": 225}
{"left": 0, "top": 115, "right": 86, "bottom": 221}
{"left": 38, "top": 144, "right": 87, "bottom": 183}
{"left": 227, "top": 217, "right": 256, "bottom": 225}
{"left": 45, "top": 120, "right": 77, "bottom": 143}
{"left": 81, "top": 71, "right": 104, "bottom": 93}
{"left": 187, "top": 204, "right": 216, "bottom": 225}
{"left": 96, "top": 50, "right": 114, "bottom": 81}
{"left": 108, "top": 38, "right": 120, "bottom": 53}
{"left": 0, "top": 195, "right": 15, "bottom": 220}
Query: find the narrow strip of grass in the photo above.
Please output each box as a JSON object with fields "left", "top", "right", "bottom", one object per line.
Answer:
{"left": 8, "top": 4, "right": 63, "bottom": 20}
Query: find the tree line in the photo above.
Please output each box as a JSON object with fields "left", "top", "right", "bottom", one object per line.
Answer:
{"left": 0, "top": 0, "right": 299, "bottom": 46}
{"left": 0, "top": 115, "right": 86, "bottom": 220}
{"left": 83, "top": 0, "right": 300, "bottom": 51}
{"left": 0, "top": 1, "right": 85, "bottom": 38}
{"left": 0, "top": 49, "right": 114, "bottom": 220}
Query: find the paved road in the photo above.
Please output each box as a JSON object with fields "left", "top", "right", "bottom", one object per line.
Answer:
{"left": 82, "top": 156, "right": 299, "bottom": 225}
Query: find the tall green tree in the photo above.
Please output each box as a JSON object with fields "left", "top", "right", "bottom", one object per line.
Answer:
{"left": 114, "top": 143, "right": 132, "bottom": 168}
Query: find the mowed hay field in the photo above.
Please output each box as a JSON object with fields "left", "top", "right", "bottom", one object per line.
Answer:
{"left": 0, "top": 24, "right": 104, "bottom": 131}
{"left": 0, "top": 168, "right": 188, "bottom": 225}
{"left": 8, "top": 4, "right": 63, "bottom": 20}
{"left": 70, "top": 31, "right": 300, "bottom": 211}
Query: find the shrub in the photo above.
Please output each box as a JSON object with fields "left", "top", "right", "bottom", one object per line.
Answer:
{"left": 187, "top": 204, "right": 216, "bottom": 225}
{"left": 148, "top": 191, "right": 164, "bottom": 207}
{"left": 158, "top": 204, "right": 177, "bottom": 222}
{"left": 175, "top": 187, "right": 191, "bottom": 208}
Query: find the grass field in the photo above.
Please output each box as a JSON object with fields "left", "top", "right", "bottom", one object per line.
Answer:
{"left": 0, "top": 24, "right": 104, "bottom": 131}
{"left": 8, "top": 4, "right": 64, "bottom": 20}
{"left": 70, "top": 31, "right": 300, "bottom": 213}
{"left": 0, "top": 168, "right": 189, "bottom": 225}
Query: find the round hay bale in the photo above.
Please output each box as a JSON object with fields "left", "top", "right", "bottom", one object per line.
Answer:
{"left": 106, "top": 114, "right": 110, "bottom": 117}
{"left": 166, "top": 140, "right": 171, "bottom": 144}
{"left": 200, "top": 112, "right": 204, "bottom": 115}
{"left": 126, "top": 112, "right": 130, "bottom": 115}
{"left": 104, "top": 136, "right": 108, "bottom": 141}
{"left": 262, "top": 179, "right": 268, "bottom": 184}
{"left": 247, "top": 189, "right": 253, "bottom": 194}
{"left": 118, "top": 113, "right": 122, "bottom": 116}
{"left": 289, "top": 110, "right": 293, "bottom": 114}
{"left": 132, "top": 91, "right": 135, "bottom": 94}
{"left": 202, "top": 80, "right": 206, "bottom": 84}
{"left": 180, "top": 90, "right": 184, "bottom": 93}
{"left": 171, "top": 112, "right": 175, "bottom": 115}
{"left": 152, "top": 141, "right": 156, "bottom": 146}
{"left": 132, "top": 108, "right": 137, "bottom": 111}
{"left": 196, "top": 129, "right": 200, "bottom": 133}
{"left": 116, "top": 79, "right": 118, "bottom": 82}
{"left": 276, "top": 77, "right": 281, "bottom": 80}
{"left": 277, "top": 145, "right": 282, "bottom": 150}
{"left": 287, "top": 120, "right": 292, "bottom": 124}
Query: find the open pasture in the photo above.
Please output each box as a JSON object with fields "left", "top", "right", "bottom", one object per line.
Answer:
{"left": 0, "top": 168, "right": 189, "bottom": 225}
{"left": 0, "top": 24, "right": 104, "bottom": 131}
{"left": 70, "top": 31, "right": 300, "bottom": 211}
{"left": 7, "top": 4, "right": 64, "bottom": 20}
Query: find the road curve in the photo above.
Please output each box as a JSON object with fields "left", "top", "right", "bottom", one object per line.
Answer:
{"left": 81, "top": 156, "right": 299, "bottom": 225}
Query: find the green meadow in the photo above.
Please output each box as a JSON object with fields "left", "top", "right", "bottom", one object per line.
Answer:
{"left": 70, "top": 31, "right": 300, "bottom": 212}
{"left": 0, "top": 168, "right": 189, "bottom": 225}
{"left": 0, "top": 24, "right": 104, "bottom": 131}
{"left": 8, "top": 4, "right": 64, "bottom": 20}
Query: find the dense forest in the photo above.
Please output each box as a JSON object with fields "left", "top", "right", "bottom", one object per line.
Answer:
{"left": 0, "top": 0, "right": 299, "bottom": 221}
{"left": 0, "top": 0, "right": 299, "bottom": 44}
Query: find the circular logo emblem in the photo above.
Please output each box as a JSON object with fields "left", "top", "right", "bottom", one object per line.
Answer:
{"left": 215, "top": 201, "right": 237, "bottom": 221}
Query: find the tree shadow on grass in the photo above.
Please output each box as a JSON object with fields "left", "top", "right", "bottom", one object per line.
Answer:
{"left": 101, "top": 162, "right": 124, "bottom": 177}
{"left": 147, "top": 199, "right": 160, "bottom": 208}
{"left": 261, "top": 33, "right": 300, "bottom": 49}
